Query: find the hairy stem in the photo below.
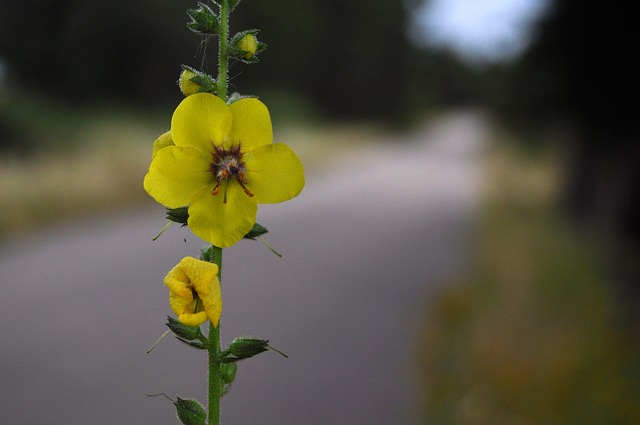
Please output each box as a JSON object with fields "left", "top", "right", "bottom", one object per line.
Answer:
{"left": 217, "top": 0, "right": 230, "bottom": 101}
{"left": 210, "top": 1, "right": 229, "bottom": 423}
{"left": 207, "top": 245, "right": 223, "bottom": 425}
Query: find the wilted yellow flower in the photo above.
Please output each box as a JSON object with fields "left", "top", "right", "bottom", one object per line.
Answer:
{"left": 164, "top": 257, "right": 222, "bottom": 327}
{"left": 143, "top": 93, "right": 305, "bottom": 248}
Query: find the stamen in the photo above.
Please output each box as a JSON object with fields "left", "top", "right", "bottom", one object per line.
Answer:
{"left": 237, "top": 180, "right": 254, "bottom": 197}
{"left": 210, "top": 143, "right": 251, "bottom": 203}
{"left": 193, "top": 297, "right": 203, "bottom": 314}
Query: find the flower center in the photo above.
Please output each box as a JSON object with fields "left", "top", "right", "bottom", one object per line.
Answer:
{"left": 209, "top": 144, "right": 254, "bottom": 203}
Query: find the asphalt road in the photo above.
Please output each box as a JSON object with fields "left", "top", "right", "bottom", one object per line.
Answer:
{"left": 0, "top": 112, "right": 487, "bottom": 425}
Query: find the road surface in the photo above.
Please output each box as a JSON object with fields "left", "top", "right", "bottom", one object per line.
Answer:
{"left": 0, "top": 112, "right": 487, "bottom": 424}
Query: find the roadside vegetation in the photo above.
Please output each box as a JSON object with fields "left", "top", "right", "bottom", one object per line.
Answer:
{"left": 419, "top": 133, "right": 640, "bottom": 424}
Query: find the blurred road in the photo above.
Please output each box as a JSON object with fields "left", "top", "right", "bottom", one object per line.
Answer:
{"left": 0, "top": 112, "right": 487, "bottom": 425}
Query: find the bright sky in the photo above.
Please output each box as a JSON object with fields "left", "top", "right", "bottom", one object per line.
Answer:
{"left": 412, "top": 0, "right": 550, "bottom": 63}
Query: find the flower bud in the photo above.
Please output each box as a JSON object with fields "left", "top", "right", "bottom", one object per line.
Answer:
{"left": 222, "top": 338, "right": 269, "bottom": 362}
{"left": 179, "top": 69, "right": 200, "bottom": 96}
{"left": 151, "top": 131, "right": 174, "bottom": 159}
{"left": 237, "top": 34, "right": 258, "bottom": 59}
{"left": 220, "top": 363, "right": 237, "bottom": 384}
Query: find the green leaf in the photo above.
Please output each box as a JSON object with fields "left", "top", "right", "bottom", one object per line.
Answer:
{"left": 243, "top": 222, "right": 269, "bottom": 240}
{"left": 176, "top": 337, "right": 208, "bottom": 350}
{"left": 221, "top": 337, "right": 287, "bottom": 362}
{"left": 166, "top": 206, "right": 189, "bottom": 226}
{"left": 175, "top": 398, "right": 206, "bottom": 425}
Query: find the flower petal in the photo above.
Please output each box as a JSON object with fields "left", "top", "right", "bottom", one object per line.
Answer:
{"left": 188, "top": 183, "right": 258, "bottom": 248}
{"left": 178, "top": 311, "right": 209, "bottom": 327}
{"left": 228, "top": 98, "right": 273, "bottom": 151}
{"left": 151, "top": 131, "right": 174, "bottom": 159}
{"left": 172, "top": 93, "right": 232, "bottom": 151}
{"left": 164, "top": 257, "right": 221, "bottom": 327}
{"left": 244, "top": 143, "right": 305, "bottom": 204}
{"left": 144, "top": 146, "right": 214, "bottom": 208}
{"left": 191, "top": 272, "right": 222, "bottom": 328}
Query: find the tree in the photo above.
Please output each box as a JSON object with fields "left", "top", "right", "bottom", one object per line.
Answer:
{"left": 1, "top": 0, "right": 419, "bottom": 121}
{"left": 505, "top": 0, "right": 640, "bottom": 320}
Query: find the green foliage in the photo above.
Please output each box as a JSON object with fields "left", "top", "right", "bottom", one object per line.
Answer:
{"left": 221, "top": 337, "right": 287, "bottom": 363}
{"left": 165, "top": 316, "right": 209, "bottom": 350}
{"left": 220, "top": 363, "right": 237, "bottom": 396}
{"left": 420, "top": 142, "right": 640, "bottom": 424}
{"left": 0, "top": 0, "right": 449, "bottom": 122}
{"left": 166, "top": 207, "right": 189, "bottom": 226}
{"left": 174, "top": 398, "right": 207, "bottom": 425}
{"left": 186, "top": 2, "right": 219, "bottom": 35}
{"left": 221, "top": 338, "right": 270, "bottom": 362}
{"left": 242, "top": 222, "right": 269, "bottom": 240}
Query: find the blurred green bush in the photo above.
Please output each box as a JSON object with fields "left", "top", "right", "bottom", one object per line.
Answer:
{"left": 420, "top": 141, "right": 640, "bottom": 424}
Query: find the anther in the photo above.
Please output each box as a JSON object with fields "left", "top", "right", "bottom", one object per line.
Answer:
{"left": 237, "top": 180, "right": 254, "bottom": 197}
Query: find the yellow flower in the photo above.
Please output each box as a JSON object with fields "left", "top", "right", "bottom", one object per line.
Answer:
{"left": 164, "top": 257, "right": 222, "bottom": 327}
{"left": 143, "top": 93, "right": 305, "bottom": 248}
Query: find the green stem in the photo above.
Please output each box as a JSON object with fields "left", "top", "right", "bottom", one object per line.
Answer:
{"left": 209, "top": 2, "right": 229, "bottom": 423}
{"left": 217, "top": 0, "right": 230, "bottom": 101}
{"left": 207, "top": 245, "right": 223, "bottom": 425}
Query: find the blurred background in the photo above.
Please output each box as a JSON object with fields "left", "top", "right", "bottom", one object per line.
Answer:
{"left": 1, "top": 0, "right": 640, "bottom": 424}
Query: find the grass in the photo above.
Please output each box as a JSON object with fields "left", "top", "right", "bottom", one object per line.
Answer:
{"left": 0, "top": 96, "right": 163, "bottom": 235}
{"left": 419, "top": 136, "right": 640, "bottom": 424}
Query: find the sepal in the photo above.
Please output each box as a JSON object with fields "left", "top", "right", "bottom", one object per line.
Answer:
{"left": 199, "top": 244, "right": 218, "bottom": 263}
{"left": 175, "top": 338, "right": 208, "bottom": 350}
{"left": 243, "top": 222, "right": 268, "bottom": 240}
{"left": 166, "top": 316, "right": 209, "bottom": 350}
{"left": 227, "top": 92, "right": 257, "bottom": 105}
{"left": 186, "top": 3, "right": 219, "bottom": 35}
{"left": 166, "top": 206, "right": 189, "bottom": 226}
{"left": 166, "top": 316, "right": 202, "bottom": 341}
